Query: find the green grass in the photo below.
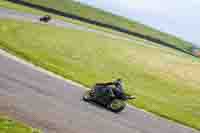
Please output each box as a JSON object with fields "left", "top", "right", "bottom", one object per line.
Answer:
{"left": 0, "top": 116, "right": 41, "bottom": 133}
{"left": 0, "top": 0, "right": 173, "bottom": 53}
{"left": 0, "top": 0, "right": 145, "bottom": 42}
{"left": 0, "top": 19, "right": 200, "bottom": 130}
{"left": 20, "top": 0, "right": 194, "bottom": 53}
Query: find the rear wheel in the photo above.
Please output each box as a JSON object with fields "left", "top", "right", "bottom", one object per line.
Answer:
{"left": 107, "top": 99, "right": 126, "bottom": 113}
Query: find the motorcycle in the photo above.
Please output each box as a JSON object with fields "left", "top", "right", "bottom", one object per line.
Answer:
{"left": 39, "top": 15, "right": 51, "bottom": 23}
{"left": 83, "top": 84, "right": 135, "bottom": 113}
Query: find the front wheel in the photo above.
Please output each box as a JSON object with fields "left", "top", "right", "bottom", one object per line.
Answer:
{"left": 107, "top": 99, "right": 126, "bottom": 113}
{"left": 83, "top": 90, "right": 94, "bottom": 101}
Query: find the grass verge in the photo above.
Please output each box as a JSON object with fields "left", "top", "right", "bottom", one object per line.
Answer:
{"left": 0, "top": 116, "right": 41, "bottom": 133}
{"left": 21, "top": 0, "right": 194, "bottom": 53}
{"left": 0, "top": 0, "right": 147, "bottom": 42}
{"left": 0, "top": 19, "right": 200, "bottom": 130}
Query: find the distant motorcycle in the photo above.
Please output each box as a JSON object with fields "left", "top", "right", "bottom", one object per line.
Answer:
{"left": 83, "top": 84, "right": 135, "bottom": 113}
{"left": 39, "top": 15, "right": 51, "bottom": 23}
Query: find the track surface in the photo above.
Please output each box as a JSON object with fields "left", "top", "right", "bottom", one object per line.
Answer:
{"left": 0, "top": 8, "right": 199, "bottom": 133}
{"left": 0, "top": 49, "right": 199, "bottom": 133}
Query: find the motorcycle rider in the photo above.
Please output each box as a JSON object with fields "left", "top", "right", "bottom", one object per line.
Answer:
{"left": 95, "top": 79, "right": 124, "bottom": 98}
